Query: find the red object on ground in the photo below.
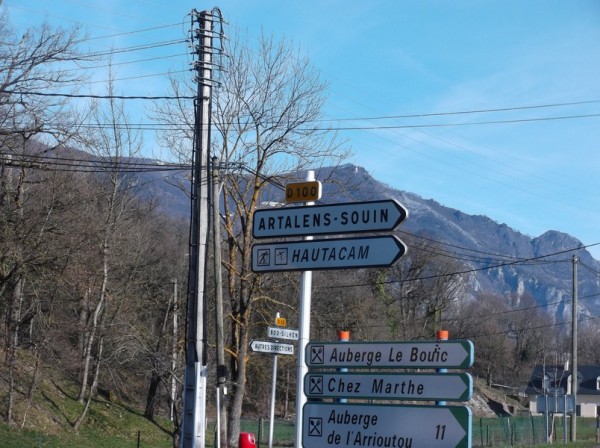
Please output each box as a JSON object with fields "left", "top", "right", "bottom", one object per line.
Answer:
{"left": 239, "top": 432, "right": 256, "bottom": 448}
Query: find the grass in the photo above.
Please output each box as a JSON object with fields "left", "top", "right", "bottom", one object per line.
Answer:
{"left": 0, "top": 420, "right": 174, "bottom": 448}
{"left": 0, "top": 357, "right": 175, "bottom": 448}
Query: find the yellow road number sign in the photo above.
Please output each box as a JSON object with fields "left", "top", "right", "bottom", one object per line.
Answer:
{"left": 275, "top": 317, "right": 287, "bottom": 327}
{"left": 285, "top": 181, "right": 322, "bottom": 203}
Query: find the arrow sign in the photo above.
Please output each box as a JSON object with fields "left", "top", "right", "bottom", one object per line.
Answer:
{"left": 251, "top": 235, "right": 406, "bottom": 272}
{"left": 306, "top": 340, "right": 474, "bottom": 369}
{"left": 302, "top": 402, "right": 471, "bottom": 448}
{"left": 250, "top": 340, "right": 294, "bottom": 355}
{"left": 253, "top": 199, "right": 408, "bottom": 238}
{"left": 268, "top": 327, "right": 299, "bottom": 341}
{"left": 304, "top": 372, "right": 472, "bottom": 402}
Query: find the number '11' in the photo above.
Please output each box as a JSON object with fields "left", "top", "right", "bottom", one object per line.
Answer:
{"left": 435, "top": 424, "right": 446, "bottom": 440}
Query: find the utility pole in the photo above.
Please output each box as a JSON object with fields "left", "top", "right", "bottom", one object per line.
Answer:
{"left": 181, "top": 9, "right": 223, "bottom": 448}
{"left": 570, "top": 254, "right": 579, "bottom": 442}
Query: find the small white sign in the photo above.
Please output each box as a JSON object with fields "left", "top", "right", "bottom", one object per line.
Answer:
{"left": 250, "top": 340, "right": 294, "bottom": 355}
{"left": 268, "top": 327, "right": 299, "bottom": 341}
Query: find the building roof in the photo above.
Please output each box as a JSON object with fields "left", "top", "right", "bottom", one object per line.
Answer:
{"left": 526, "top": 365, "right": 600, "bottom": 396}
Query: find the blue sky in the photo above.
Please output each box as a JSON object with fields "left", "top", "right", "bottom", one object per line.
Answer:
{"left": 5, "top": 0, "right": 600, "bottom": 258}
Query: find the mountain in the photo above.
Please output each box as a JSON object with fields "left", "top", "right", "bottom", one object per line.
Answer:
{"left": 138, "top": 161, "right": 600, "bottom": 322}
{"left": 317, "top": 164, "right": 600, "bottom": 321}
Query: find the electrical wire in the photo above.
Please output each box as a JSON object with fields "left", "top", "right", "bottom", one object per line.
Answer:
{"left": 316, "top": 242, "right": 598, "bottom": 291}
{"left": 2, "top": 90, "right": 194, "bottom": 100}
{"left": 579, "top": 260, "right": 600, "bottom": 277}
{"left": 80, "top": 23, "right": 182, "bottom": 42}
{"left": 0, "top": 151, "right": 188, "bottom": 173}
{"left": 323, "top": 99, "right": 600, "bottom": 122}
{"left": 301, "top": 113, "right": 600, "bottom": 132}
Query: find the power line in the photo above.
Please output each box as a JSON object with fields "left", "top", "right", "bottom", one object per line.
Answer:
{"left": 579, "top": 260, "right": 600, "bottom": 277}
{"left": 3, "top": 90, "right": 194, "bottom": 100}
{"left": 304, "top": 113, "right": 600, "bottom": 131}
{"left": 319, "top": 242, "right": 598, "bottom": 290}
{"left": 76, "top": 38, "right": 188, "bottom": 59}
{"left": 414, "top": 242, "right": 566, "bottom": 266}
{"left": 325, "top": 99, "right": 600, "bottom": 122}
{"left": 0, "top": 151, "right": 188, "bottom": 173}
{"left": 397, "top": 230, "right": 523, "bottom": 261}
{"left": 452, "top": 314, "right": 600, "bottom": 340}
{"left": 50, "top": 52, "right": 189, "bottom": 74}
{"left": 80, "top": 23, "right": 182, "bottom": 42}
{"left": 313, "top": 312, "right": 600, "bottom": 340}
{"left": 76, "top": 69, "right": 189, "bottom": 86}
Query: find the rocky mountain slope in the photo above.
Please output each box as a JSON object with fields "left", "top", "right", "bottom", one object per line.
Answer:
{"left": 314, "top": 164, "right": 600, "bottom": 322}
{"left": 133, "top": 161, "right": 600, "bottom": 323}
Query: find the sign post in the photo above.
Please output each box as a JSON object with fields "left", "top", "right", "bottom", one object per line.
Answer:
{"left": 253, "top": 179, "right": 412, "bottom": 448}
{"left": 251, "top": 314, "right": 296, "bottom": 448}
{"left": 294, "top": 171, "right": 316, "bottom": 448}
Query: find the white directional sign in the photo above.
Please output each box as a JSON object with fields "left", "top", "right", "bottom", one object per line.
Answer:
{"left": 306, "top": 340, "right": 474, "bottom": 369}
{"left": 252, "top": 199, "right": 408, "bottom": 239}
{"left": 250, "top": 340, "right": 294, "bottom": 355}
{"left": 251, "top": 235, "right": 406, "bottom": 272}
{"left": 304, "top": 372, "right": 472, "bottom": 402}
{"left": 268, "top": 326, "right": 299, "bottom": 341}
{"left": 302, "top": 402, "right": 471, "bottom": 448}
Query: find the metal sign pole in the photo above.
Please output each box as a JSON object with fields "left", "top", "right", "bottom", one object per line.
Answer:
{"left": 294, "top": 171, "right": 315, "bottom": 448}
{"left": 268, "top": 353, "right": 278, "bottom": 448}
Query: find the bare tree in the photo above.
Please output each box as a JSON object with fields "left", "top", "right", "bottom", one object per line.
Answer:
{"left": 579, "top": 320, "right": 600, "bottom": 365}
{"left": 217, "top": 33, "right": 349, "bottom": 446}
{"left": 504, "top": 292, "right": 554, "bottom": 382}
{"left": 0, "top": 11, "right": 88, "bottom": 424}
{"left": 70, "top": 71, "right": 145, "bottom": 426}
{"left": 152, "top": 30, "right": 349, "bottom": 445}
{"left": 0, "top": 10, "right": 89, "bottom": 149}
{"left": 455, "top": 292, "right": 513, "bottom": 386}
{"left": 373, "top": 239, "right": 465, "bottom": 340}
